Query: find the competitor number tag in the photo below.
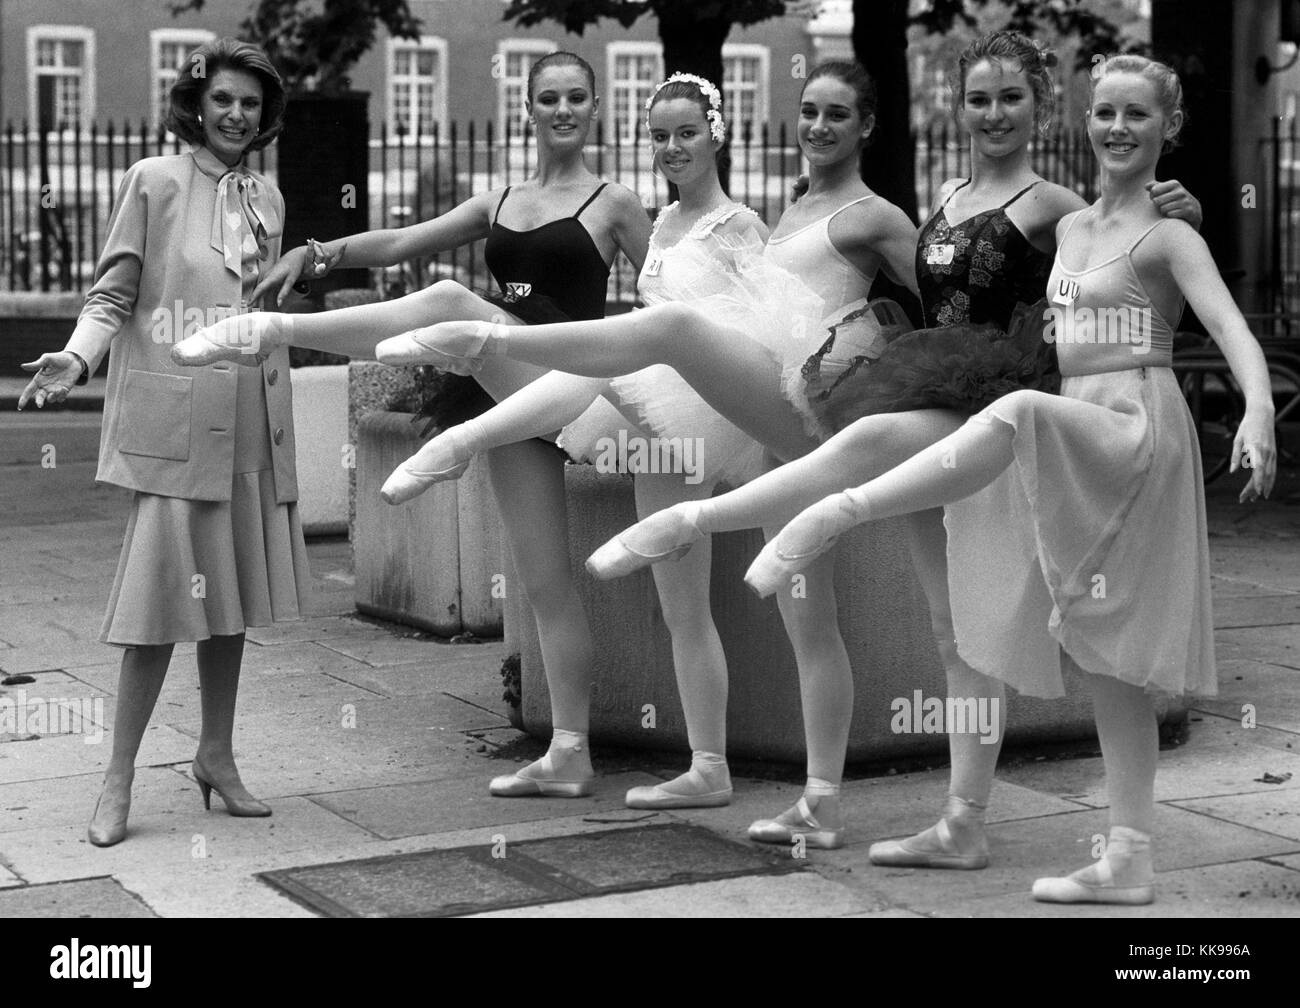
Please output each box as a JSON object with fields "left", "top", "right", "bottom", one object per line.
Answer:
{"left": 924, "top": 244, "right": 955, "bottom": 265}
{"left": 504, "top": 282, "right": 532, "bottom": 302}
{"left": 644, "top": 255, "right": 662, "bottom": 277}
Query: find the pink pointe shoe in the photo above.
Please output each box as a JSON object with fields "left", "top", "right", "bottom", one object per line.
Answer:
{"left": 380, "top": 433, "right": 474, "bottom": 505}
{"left": 743, "top": 489, "right": 869, "bottom": 597}
{"left": 586, "top": 503, "right": 705, "bottom": 580}
{"left": 172, "top": 313, "right": 289, "bottom": 367}
{"left": 375, "top": 320, "right": 507, "bottom": 374}
{"left": 748, "top": 796, "right": 844, "bottom": 850}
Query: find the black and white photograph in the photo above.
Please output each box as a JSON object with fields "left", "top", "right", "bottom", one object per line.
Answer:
{"left": 0, "top": 0, "right": 1297, "bottom": 945}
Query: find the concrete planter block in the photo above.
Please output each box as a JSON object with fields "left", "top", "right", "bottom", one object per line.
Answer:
{"left": 514, "top": 465, "right": 1106, "bottom": 763}
{"left": 290, "top": 364, "right": 349, "bottom": 536}
{"left": 353, "top": 411, "right": 505, "bottom": 637}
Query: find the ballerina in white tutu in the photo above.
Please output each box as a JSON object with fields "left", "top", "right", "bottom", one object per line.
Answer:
{"left": 372, "top": 62, "right": 922, "bottom": 839}
{"left": 745, "top": 55, "right": 1275, "bottom": 904}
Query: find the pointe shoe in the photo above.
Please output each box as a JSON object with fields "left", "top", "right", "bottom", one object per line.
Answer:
{"left": 748, "top": 796, "right": 844, "bottom": 850}
{"left": 380, "top": 456, "right": 470, "bottom": 505}
{"left": 172, "top": 314, "right": 285, "bottom": 367}
{"left": 87, "top": 792, "right": 129, "bottom": 848}
{"left": 192, "top": 759, "right": 272, "bottom": 817}
{"left": 744, "top": 491, "right": 864, "bottom": 597}
{"left": 868, "top": 818, "right": 990, "bottom": 870}
{"left": 375, "top": 321, "right": 499, "bottom": 373}
{"left": 625, "top": 766, "right": 732, "bottom": 810}
{"left": 1031, "top": 862, "right": 1155, "bottom": 905}
{"left": 585, "top": 506, "right": 704, "bottom": 580}
{"left": 489, "top": 746, "right": 594, "bottom": 798}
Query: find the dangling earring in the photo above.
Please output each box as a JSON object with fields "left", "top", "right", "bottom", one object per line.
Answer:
{"left": 198, "top": 114, "right": 204, "bottom": 126}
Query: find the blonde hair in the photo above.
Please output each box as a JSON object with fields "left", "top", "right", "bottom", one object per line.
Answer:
{"left": 1091, "top": 54, "right": 1185, "bottom": 152}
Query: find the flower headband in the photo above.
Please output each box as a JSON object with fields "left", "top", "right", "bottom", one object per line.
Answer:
{"left": 645, "top": 72, "right": 727, "bottom": 143}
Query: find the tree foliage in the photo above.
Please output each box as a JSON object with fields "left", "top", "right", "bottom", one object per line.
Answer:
{"left": 169, "top": 0, "right": 423, "bottom": 94}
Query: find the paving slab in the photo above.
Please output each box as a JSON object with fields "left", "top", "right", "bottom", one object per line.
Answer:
{"left": 999, "top": 736, "right": 1300, "bottom": 807}
{"left": 312, "top": 770, "right": 664, "bottom": 840}
{"left": 1214, "top": 625, "right": 1300, "bottom": 671}
{"left": 315, "top": 631, "right": 500, "bottom": 669}
{"left": 317, "top": 650, "right": 509, "bottom": 707}
{"left": 952, "top": 857, "right": 1300, "bottom": 918}
{"left": 1212, "top": 594, "right": 1300, "bottom": 628}
{"left": 1193, "top": 659, "right": 1300, "bottom": 732}
{"left": 0, "top": 722, "right": 196, "bottom": 785}
{"left": 243, "top": 614, "right": 392, "bottom": 647}
{"left": 155, "top": 697, "right": 508, "bottom": 798}
{"left": 0, "top": 767, "right": 191, "bottom": 833}
{"left": 474, "top": 868, "right": 878, "bottom": 918}
{"left": 1, "top": 794, "right": 376, "bottom": 884}
{"left": 821, "top": 802, "right": 1300, "bottom": 915}
{"left": 1209, "top": 543, "right": 1300, "bottom": 594}
{"left": 1171, "top": 786, "right": 1300, "bottom": 843}
{"left": 0, "top": 876, "right": 156, "bottom": 918}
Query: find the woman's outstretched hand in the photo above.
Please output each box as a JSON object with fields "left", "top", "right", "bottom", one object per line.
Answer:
{"left": 17, "top": 352, "right": 83, "bottom": 410}
{"left": 1231, "top": 410, "right": 1277, "bottom": 502}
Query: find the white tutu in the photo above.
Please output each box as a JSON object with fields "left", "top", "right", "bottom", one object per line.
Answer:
{"left": 608, "top": 228, "right": 827, "bottom": 486}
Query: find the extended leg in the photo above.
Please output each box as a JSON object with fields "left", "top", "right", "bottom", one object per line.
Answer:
{"left": 383, "top": 305, "right": 819, "bottom": 462}
{"left": 624, "top": 473, "right": 732, "bottom": 810}
{"left": 485, "top": 439, "right": 596, "bottom": 798}
{"left": 175, "top": 279, "right": 527, "bottom": 363}
{"left": 89, "top": 643, "right": 173, "bottom": 846}
{"left": 746, "top": 410, "right": 1019, "bottom": 595}
{"left": 587, "top": 410, "right": 966, "bottom": 579}
{"left": 381, "top": 371, "right": 613, "bottom": 503}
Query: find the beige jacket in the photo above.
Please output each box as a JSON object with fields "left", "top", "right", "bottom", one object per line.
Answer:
{"left": 66, "top": 145, "right": 297, "bottom": 502}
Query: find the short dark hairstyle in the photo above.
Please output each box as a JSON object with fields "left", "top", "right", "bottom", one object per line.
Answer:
{"left": 165, "top": 38, "right": 285, "bottom": 152}
{"left": 527, "top": 51, "right": 597, "bottom": 103}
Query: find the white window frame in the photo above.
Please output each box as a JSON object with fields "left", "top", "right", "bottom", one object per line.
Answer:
{"left": 387, "top": 35, "right": 449, "bottom": 136}
{"left": 150, "top": 28, "right": 216, "bottom": 132}
{"left": 722, "top": 43, "right": 770, "bottom": 137}
{"left": 607, "top": 41, "right": 663, "bottom": 146}
{"left": 496, "top": 39, "right": 555, "bottom": 142}
{"left": 27, "top": 25, "right": 96, "bottom": 131}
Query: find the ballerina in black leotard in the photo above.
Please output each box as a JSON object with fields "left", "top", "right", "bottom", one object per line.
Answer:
{"left": 175, "top": 52, "right": 653, "bottom": 799}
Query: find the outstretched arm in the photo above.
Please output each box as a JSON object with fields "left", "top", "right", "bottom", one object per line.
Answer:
{"left": 253, "top": 189, "right": 496, "bottom": 306}
{"left": 1161, "top": 223, "right": 1274, "bottom": 500}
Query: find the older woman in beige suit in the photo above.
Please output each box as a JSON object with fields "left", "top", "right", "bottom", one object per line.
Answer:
{"left": 19, "top": 39, "right": 302, "bottom": 846}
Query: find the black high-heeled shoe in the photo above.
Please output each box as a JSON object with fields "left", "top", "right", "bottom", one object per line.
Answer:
{"left": 192, "top": 759, "right": 272, "bottom": 817}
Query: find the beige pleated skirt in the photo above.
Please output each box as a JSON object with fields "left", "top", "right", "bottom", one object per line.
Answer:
{"left": 100, "top": 365, "right": 311, "bottom": 646}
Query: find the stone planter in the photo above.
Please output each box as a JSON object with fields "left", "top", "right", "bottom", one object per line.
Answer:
{"left": 290, "top": 364, "right": 349, "bottom": 535}
{"left": 510, "top": 466, "right": 1124, "bottom": 764}
{"left": 353, "top": 410, "right": 504, "bottom": 636}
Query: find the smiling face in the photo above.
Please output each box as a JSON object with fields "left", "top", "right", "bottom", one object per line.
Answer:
{"left": 199, "top": 67, "right": 263, "bottom": 166}
{"left": 797, "top": 74, "right": 871, "bottom": 169}
{"left": 648, "top": 96, "right": 719, "bottom": 188}
{"left": 528, "top": 64, "right": 596, "bottom": 149}
{"left": 1088, "top": 72, "right": 1178, "bottom": 176}
{"left": 960, "top": 58, "right": 1036, "bottom": 158}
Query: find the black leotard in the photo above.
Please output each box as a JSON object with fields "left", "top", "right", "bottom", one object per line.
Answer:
{"left": 483, "top": 183, "right": 611, "bottom": 321}
{"left": 916, "top": 180, "right": 1051, "bottom": 330}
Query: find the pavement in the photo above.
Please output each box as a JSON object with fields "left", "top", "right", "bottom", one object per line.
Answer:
{"left": 1, "top": 409, "right": 1299, "bottom": 919}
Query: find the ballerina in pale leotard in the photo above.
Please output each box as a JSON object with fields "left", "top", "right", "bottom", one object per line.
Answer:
{"left": 746, "top": 55, "right": 1274, "bottom": 904}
